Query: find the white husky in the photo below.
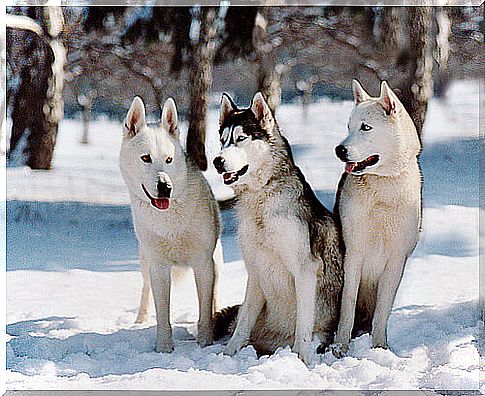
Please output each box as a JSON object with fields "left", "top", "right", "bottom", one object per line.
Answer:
{"left": 120, "top": 97, "right": 222, "bottom": 353}
{"left": 333, "top": 80, "right": 422, "bottom": 356}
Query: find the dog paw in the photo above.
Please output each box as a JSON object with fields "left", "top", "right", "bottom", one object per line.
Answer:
{"left": 293, "top": 341, "right": 312, "bottom": 366}
{"left": 197, "top": 333, "right": 213, "bottom": 348}
{"left": 134, "top": 314, "right": 147, "bottom": 324}
{"left": 223, "top": 339, "right": 245, "bottom": 356}
{"left": 316, "top": 342, "right": 328, "bottom": 355}
{"left": 330, "top": 342, "right": 348, "bottom": 359}
{"left": 316, "top": 334, "right": 334, "bottom": 354}
{"left": 155, "top": 340, "right": 175, "bottom": 354}
{"left": 372, "top": 342, "right": 389, "bottom": 350}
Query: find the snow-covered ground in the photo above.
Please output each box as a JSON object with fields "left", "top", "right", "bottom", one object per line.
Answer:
{"left": 5, "top": 80, "right": 482, "bottom": 391}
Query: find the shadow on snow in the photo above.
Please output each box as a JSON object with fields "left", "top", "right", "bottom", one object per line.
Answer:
{"left": 6, "top": 200, "right": 242, "bottom": 271}
{"left": 7, "top": 316, "right": 256, "bottom": 378}
{"left": 6, "top": 300, "right": 478, "bottom": 378}
{"left": 6, "top": 137, "right": 479, "bottom": 271}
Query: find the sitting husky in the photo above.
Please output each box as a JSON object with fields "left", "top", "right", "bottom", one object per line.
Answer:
{"left": 120, "top": 97, "right": 222, "bottom": 352}
{"left": 213, "top": 92, "right": 344, "bottom": 365}
{"left": 333, "top": 80, "right": 422, "bottom": 357}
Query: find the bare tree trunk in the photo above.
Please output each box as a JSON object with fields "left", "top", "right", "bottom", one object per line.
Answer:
{"left": 30, "top": 7, "right": 66, "bottom": 169}
{"left": 398, "top": 6, "right": 434, "bottom": 136}
{"left": 0, "top": 97, "right": 5, "bottom": 147}
{"left": 1, "top": 30, "right": 6, "bottom": 151}
{"left": 78, "top": 90, "right": 96, "bottom": 144}
{"left": 253, "top": 8, "right": 281, "bottom": 113}
{"left": 302, "top": 84, "right": 312, "bottom": 121}
{"left": 379, "top": 7, "right": 401, "bottom": 57}
{"left": 187, "top": 7, "right": 217, "bottom": 172}
{"left": 24, "top": 41, "right": 61, "bottom": 170}
{"left": 298, "top": 76, "right": 316, "bottom": 121}
{"left": 434, "top": 7, "right": 451, "bottom": 97}
{"left": 10, "top": 35, "right": 50, "bottom": 163}
{"left": 80, "top": 97, "right": 93, "bottom": 145}
{"left": 8, "top": 7, "right": 66, "bottom": 169}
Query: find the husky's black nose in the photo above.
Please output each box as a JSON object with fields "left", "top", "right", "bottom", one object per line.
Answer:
{"left": 335, "top": 145, "right": 348, "bottom": 161}
{"left": 213, "top": 156, "right": 225, "bottom": 174}
{"left": 157, "top": 181, "right": 172, "bottom": 197}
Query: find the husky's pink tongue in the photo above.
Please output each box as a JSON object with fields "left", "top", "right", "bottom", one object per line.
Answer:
{"left": 153, "top": 198, "right": 170, "bottom": 210}
{"left": 345, "top": 162, "right": 357, "bottom": 174}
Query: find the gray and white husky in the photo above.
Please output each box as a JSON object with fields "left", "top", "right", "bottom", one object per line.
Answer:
{"left": 213, "top": 92, "right": 344, "bottom": 365}
{"left": 120, "top": 97, "right": 223, "bottom": 353}
{"left": 333, "top": 80, "right": 422, "bottom": 357}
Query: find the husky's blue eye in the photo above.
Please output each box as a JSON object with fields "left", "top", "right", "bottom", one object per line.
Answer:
{"left": 236, "top": 135, "right": 248, "bottom": 142}
{"left": 361, "top": 123, "right": 373, "bottom": 131}
{"left": 141, "top": 154, "right": 152, "bottom": 163}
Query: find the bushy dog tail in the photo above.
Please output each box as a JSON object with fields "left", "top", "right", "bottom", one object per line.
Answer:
{"left": 213, "top": 304, "right": 240, "bottom": 340}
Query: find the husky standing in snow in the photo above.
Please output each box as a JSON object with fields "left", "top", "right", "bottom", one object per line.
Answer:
{"left": 119, "top": 97, "right": 223, "bottom": 353}
{"left": 333, "top": 80, "right": 422, "bottom": 356}
{"left": 212, "top": 92, "right": 344, "bottom": 365}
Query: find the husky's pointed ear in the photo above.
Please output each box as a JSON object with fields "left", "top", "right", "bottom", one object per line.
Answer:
{"left": 124, "top": 96, "right": 146, "bottom": 138}
{"left": 352, "top": 79, "right": 371, "bottom": 105}
{"left": 250, "top": 92, "right": 274, "bottom": 131}
{"left": 161, "top": 97, "right": 179, "bottom": 138}
{"left": 378, "top": 81, "right": 399, "bottom": 115}
{"left": 220, "top": 92, "right": 237, "bottom": 125}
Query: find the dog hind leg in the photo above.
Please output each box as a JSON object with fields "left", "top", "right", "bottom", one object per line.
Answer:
{"left": 212, "top": 238, "right": 224, "bottom": 314}
{"left": 352, "top": 281, "right": 377, "bottom": 338}
{"left": 372, "top": 256, "right": 406, "bottom": 349}
{"left": 193, "top": 259, "right": 215, "bottom": 347}
{"left": 293, "top": 263, "right": 318, "bottom": 365}
{"left": 224, "top": 274, "right": 265, "bottom": 356}
{"left": 135, "top": 250, "right": 151, "bottom": 324}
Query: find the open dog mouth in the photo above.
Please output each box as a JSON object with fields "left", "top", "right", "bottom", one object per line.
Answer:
{"left": 345, "top": 155, "right": 380, "bottom": 174}
{"left": 141, "top": 184, "right": 170, "bottom": 210}
{"left": 222, "top": 165, "right": 249, "bottom": 185}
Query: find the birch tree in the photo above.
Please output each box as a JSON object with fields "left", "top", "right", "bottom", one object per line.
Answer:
{"left": 186, "top": 6, "right": 219, "bottom": 171}
{"left": 253, "top": 7, "right": 282, "bottom": 113}
{"left": 7, "top": 7, "right": 66, "bottom": 169}
{"left": 397, "top": 6, "right": 434, "bottom": 135}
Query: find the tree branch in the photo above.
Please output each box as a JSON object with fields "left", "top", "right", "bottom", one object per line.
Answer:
{"left": 6, "top": 14, "right": 44, "bottom": 37}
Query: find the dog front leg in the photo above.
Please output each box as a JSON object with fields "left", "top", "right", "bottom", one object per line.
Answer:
{"left": 193, "top": 260, "right": 215, "bottom": 347}
{"left": 224, "top": 274, "right": 264, "bottom": 356}
{"left": 333, "top": 253, "right": 363, "bottom": 357}
{"left": 149, "top": 263, "right": 174, "bottom": 353}
{"left": 372, "top": 255, "right": 406, "bottom": 349}
{"left": 135, "top": 250, "right": 151, "bottom": 324}
{"left": 293, "top": 262, "right": 318, "bottom": 365}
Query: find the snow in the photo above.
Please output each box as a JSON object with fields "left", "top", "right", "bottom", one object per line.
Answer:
{"left": 5, "top": 80, "right": 482, "bottom": 391}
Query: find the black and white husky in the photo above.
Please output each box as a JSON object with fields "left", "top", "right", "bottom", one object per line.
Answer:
{"left": 213, "top": 92, "right": 344, "bottom": 365}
